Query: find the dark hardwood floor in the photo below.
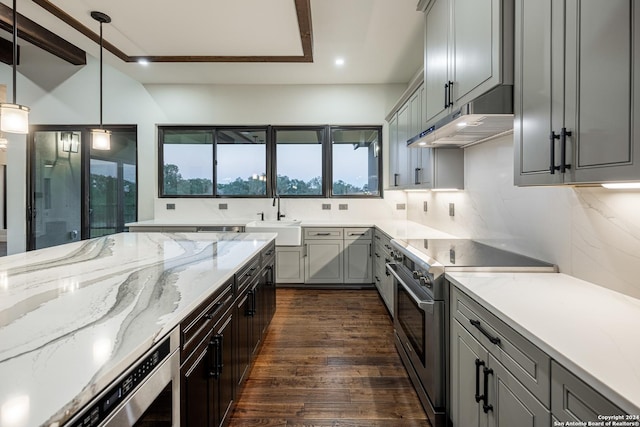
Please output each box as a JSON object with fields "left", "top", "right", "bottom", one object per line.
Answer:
{"left": 228, "top": 288, "right": 431, "bottom": 427}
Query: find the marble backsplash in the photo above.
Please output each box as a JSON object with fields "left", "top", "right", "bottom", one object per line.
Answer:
{"left": 407, "top": 134, "right": 640, "bottom": 299}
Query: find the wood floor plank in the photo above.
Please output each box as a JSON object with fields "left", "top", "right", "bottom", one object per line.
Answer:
{"left": 228, "top": 289, "right": 430, "bottom": 427}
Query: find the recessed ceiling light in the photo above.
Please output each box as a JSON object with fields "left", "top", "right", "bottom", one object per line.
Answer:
{"left": 137, "top": 58, "right": 149, "bottom": 66}
{"left": 335, "top": 58, "right": 345, "bottom": 66}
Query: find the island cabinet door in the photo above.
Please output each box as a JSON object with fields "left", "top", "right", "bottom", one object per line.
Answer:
{"left": 212, "top": 311, "right": 234, "bottom": 427}
{"left": 181, "top": 337, "right": 212, "bottom": 427}
{"left": 234, "top": 291, "right": 252, "bottom": 388}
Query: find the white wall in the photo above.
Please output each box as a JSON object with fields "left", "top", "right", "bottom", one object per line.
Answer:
{"left": 2, "top": 59, "right": 407, "bottom": 253}
{"left": 406, "top": 134, "right": 640, "bottom": 299}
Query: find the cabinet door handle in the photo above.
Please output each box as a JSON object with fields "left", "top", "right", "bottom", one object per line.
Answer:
{"left": 482, "top": 367, "right": 494, "bottom": 413}
{"left": 560, "top": 127, "right": 572, "bottom": 173}
{"left": 474, "top": 358, "right": 485, "bottom": 403}
{"left": 414, "top": 168, "right": 421, "bottom": 185}
{"left": 447, "top": 81, "right": 454, "bottom": 107}
{"left": 444, "top": 82, "right": 449, "bottom": 109}
{"left": 303, "top": 244, "right": 307, "bottom": 257}
{"left": 549, "top": 131, "right": 560, "bottom": 174}
{"left": 209, "top": 336, "right": 222, "bottom": 378}
{"left": 469, "top": 319, "right": 501, "bottom": 345}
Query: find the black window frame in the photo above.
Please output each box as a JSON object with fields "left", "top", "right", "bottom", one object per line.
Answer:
{"left": 158, "top": 124, "right": 383, "bottom": 199}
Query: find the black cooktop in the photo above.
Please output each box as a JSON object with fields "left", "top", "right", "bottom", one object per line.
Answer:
{"left": 401, "top": 238, "right": 555, "bottom": 269}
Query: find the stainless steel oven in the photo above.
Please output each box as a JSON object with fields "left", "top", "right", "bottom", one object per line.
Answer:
{"left": 387, "top": 261, "right": 447, "bottom": 427}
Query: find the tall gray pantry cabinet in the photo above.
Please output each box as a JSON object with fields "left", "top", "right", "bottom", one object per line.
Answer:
{"left": 515, "top": 0, "right": 640, "bottom": 185}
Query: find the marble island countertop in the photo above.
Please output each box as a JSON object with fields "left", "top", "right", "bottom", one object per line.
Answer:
{"left": 0, "top": 232, "right": 275, "bottom": 427}
{"left": 446, "top": 271, "right": 640, "bottom": 415}
{"left": 126, "top": 219, "right": 458, "bottom": 241}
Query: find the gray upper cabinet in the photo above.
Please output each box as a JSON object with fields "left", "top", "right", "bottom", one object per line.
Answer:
{"left": 421, "top": 0, "right": 513, "bottom": 126}
{"left": 515, "top": 0, "right": 640, "bottom": 186}
{"left": 387, "top": 82, "right": 464, "bottom": 190}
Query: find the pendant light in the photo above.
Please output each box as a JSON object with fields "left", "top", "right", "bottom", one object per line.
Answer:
{"left": 0, "top": 0, "right": 30, "bottom": 134}
{"left": 90, "top": 11, "right": 111, "bottom": 151}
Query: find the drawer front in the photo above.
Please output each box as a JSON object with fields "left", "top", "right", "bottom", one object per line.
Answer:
{"left": 344, "top": 227, "right": 372, "bottom": 240}
{"left": 373, "top": 228, "right": 392, "bottom": 247}
{"left": 237, "top": 255, "right": 261, "bottom": 292}
{"left": 181, "top": 282, "right": 234, "bottom": 360}
{"left": 451, "top": 285, "right": 551, "bottom": 407}
{"left": 262, "top": 241, "right": 276, "bottom": 266}
{"left": 551, "top": 361, "right": 625, "bottom": 422}
{"left": 304, "top": 228, "right": 343, "bottom": 239}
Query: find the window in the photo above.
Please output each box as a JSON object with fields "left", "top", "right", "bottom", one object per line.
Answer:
{"left": 274, "top": 128, "right": 324, "bottom": 196}
{"left": 161, "top": 129, "right": 214, "bottom": 196}
{"left": 216, "top": 129, "right": 267, "bottom": 196}
{"left": 158, "top": 125, "right": 382, "bottom": 198}
{"left": 331, "top": 127, "right": 381, "bottom": 196}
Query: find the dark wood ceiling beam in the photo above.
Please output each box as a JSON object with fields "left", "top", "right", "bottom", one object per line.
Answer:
{"left": 32, "top": 0, "right": 314, "bottom": 64}
{"left": 0, "top": 36, "right": 18, "bottom": 65}
{"left": 0, "top": 2, "right": 86, "bottom": 65}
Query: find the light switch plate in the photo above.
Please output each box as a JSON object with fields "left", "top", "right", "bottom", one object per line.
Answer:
{"left": 339, "top": 204, "right": 348, "bottom": 210}
{"left": 322, "top": 204, "right": 331, "bottom": 210}
{"left": 166, "top": 203, "right": 175, "bottom": 210}
{"left": 449, "top": 203, "right": 455, "bottom": 217}
{"left": 219, "top": 203, "right": 228, "bottom": 210}
{"left": 396, "top": 203, "right": 406, "bottom": 210}
{"left": 423, "top": 201, "right": 428, "bottom": 212}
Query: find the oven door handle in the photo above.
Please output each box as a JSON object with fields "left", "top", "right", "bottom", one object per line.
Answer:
{"left": 386, "top": 263, "right": 435, "bottom": 312}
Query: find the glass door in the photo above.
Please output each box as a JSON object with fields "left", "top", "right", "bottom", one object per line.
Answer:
{"left": 28, "top": 126, "right": 137, "bottom": 250}
{"left": 30, "top": 130, "right": 83, "bottom": 249}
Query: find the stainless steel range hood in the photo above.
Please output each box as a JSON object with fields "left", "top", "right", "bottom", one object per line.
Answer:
{"left": 407, "top": 85, "right": 514, "bottom": 148}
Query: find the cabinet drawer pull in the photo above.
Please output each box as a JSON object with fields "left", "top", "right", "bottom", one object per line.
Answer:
{"left": 469, "top": 319, "right": 501, "bottom": 345}
{"left": 348, "top": 232, "right": 366, "bottom": 236}
{"left": 314, "top": 232, "right": 331, "bottom": 236}
{"left": 204, "top": 301, "right": 224, "bottom": 320}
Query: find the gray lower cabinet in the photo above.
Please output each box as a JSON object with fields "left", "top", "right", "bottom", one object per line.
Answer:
{"left": 373, "top": 229, "right": 394, "bottom": 315}
{"left": 450, "top": 319, "right": 550, "bottom": 427}
{"left": 304, "top": 239, "right": 344, "bottom": 284}
{"left": 551, "top": 361, "right": 625, "bottom": 423}
{"left": 275, "top": 246, "right": 304, "bottom": 284}
{"left": 450, "top": 285, "right": 551, "bottom": 426}
{"left": 344, "top": 228, "right": 373, "bottom": 284}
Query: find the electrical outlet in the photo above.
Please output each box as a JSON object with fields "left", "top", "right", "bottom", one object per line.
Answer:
{"left": 339, "top": 204, "right": 348, "bottom": 210}
{"left": 423, "top": 201, "right": 428, "bottom": 212}
{"left": 449, "top": 203, "right": 455, "bottom": 217}
{"left": 396, "top": 203, "right": 406, "bottom": 210}
{"left": 166, "top": 203, "right": 175, "bottom": 210}
{"left": 219, "top": 203, "right": 228, "bottom": 210}
{"left": 322, "top": 204, "right": 331, "bottom": 210}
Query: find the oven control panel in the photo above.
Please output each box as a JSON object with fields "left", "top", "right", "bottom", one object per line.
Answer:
{"left": 68, "top": 338, "right": 171, "bottom": 427}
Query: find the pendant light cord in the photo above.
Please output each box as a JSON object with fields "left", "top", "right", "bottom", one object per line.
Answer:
{"left": 12, "top": 0, "right": 17, "bottom": 104}
{"left": 99, "top": 19, "right": 103, "bottom": 130}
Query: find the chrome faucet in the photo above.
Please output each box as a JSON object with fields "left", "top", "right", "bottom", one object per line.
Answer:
{"left": 272, "top": 194, "right": 285, "bottom": 220}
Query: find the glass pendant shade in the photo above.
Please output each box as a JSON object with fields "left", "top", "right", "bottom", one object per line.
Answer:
{"left": 0, "top": 103, "right": 30, "bottom": 134}
{"left": 91, "top": 128, "right": 111, "bottom": 150}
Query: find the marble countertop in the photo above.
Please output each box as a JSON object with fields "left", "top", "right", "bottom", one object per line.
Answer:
{"left": 126, "top": 219, "right": 458, "bottom": 241}
{"left": 0, "top": 232, "right": 275, "bottom": 427}
{"left": 446, "top": 271, "right": 640, "bottom": 414}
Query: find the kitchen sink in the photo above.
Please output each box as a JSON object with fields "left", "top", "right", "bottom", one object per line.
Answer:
{"left": 245, "top": 220, "right": 302, "bottom": 246}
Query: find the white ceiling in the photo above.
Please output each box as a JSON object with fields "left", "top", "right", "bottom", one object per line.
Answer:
{"left": 5, "top": 0, "right": 425, "bottom": 85}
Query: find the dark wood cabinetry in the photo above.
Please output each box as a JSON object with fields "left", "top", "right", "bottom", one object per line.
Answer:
{"left": 180, "top": 242, "right": 276, "bottom": 427}
{"left": 180, "top": 282, "right": 234, "bottom": 427}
